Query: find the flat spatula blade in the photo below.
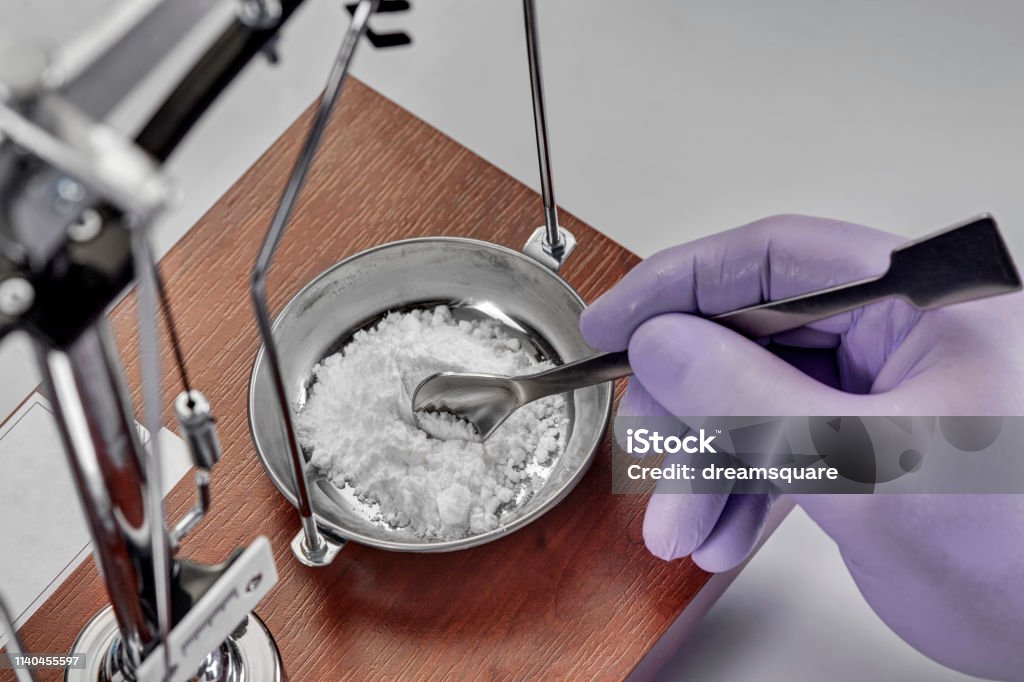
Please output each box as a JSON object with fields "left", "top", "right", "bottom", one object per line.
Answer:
{"left": 885, "top": 214, "right": 1022, "bottom": 309}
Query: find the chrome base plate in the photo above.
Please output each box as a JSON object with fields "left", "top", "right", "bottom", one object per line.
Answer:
{"left": 65, "top": 606, "right": 282, "bottom": 682}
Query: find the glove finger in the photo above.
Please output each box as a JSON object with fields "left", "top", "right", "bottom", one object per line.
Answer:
{"left": 643, "top": 486, "right": 731, "bottom": 561}
{"left": 691, "top": 493, "right": 774, "bottom": 573}
{"left": 629, "top": 313, "right": 866, "bottom": 416}
{"left": 581, "top": 214, "right": 902, "bottom": 352}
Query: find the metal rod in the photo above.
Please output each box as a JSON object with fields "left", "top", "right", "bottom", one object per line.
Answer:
{"left": 170, "top": 470, "right": 211, "bottom": 547}
{"left": 132, "top": 225, "right": 175, "bottom": 681}
{"left": 250, "top": 0, "right": 377, "bottom": 562}
{"left": 35, "top": 323, "right": 159, "bottom": 671}
{"left": 135, "top": 0, "right": 309, "bottom": 162}
{"left": 522, "top": 0, "right": 562, "bottom": 253}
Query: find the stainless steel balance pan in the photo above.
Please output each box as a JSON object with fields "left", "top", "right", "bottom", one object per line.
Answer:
{"left": 249, "top": 237, "right": 613, "bottom": 552}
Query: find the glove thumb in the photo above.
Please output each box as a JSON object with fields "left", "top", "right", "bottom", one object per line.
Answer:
{"left": 628, "top": 313, "right": 866, "bottom": 416}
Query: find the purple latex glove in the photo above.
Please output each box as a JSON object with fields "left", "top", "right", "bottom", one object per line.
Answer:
{"left": 581, "top": 214, "right": 1024, "bottom": 680}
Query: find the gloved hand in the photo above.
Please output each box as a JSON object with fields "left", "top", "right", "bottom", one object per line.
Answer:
{"left": 581, "top": 214, "right": 1024, "bottom": 681}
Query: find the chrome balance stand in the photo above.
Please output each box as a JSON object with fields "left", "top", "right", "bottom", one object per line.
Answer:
{"left": 0, "top": 0, "right": 362, "bottom": 678}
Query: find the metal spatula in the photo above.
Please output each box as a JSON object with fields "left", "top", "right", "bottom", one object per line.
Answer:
{"left": 412, "top": 215, "right": 1021, "bottom": 440}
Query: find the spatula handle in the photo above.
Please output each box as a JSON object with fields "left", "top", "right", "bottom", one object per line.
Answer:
{"left": 551, "top": 274, "right": 894, "bottom": 388}
{"left": 712, "top": 274, "right": 892, "bottom": 338}
{"left": 529, "top": 276, "right": 894, "bottom": 394}
{"left": 527, "top": 350, "right": 632, "bottom": 397}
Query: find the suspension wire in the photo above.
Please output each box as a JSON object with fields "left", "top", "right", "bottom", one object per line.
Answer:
{"left": 148, "top": 241, "right": 194, "bottom": 406}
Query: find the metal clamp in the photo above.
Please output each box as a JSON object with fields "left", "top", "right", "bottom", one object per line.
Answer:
{"left": 0, "top": 94, "right": 171, "bottom": 227}
{"left": 239, "top": 0, "right": 283, "bottom": 29}
{"left": 168, "top": 390, "right": 221, "bottom": 548}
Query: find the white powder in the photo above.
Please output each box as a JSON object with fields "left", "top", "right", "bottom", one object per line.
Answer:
{"left": 296, "top": 305, "right": 569, "bottom": 540}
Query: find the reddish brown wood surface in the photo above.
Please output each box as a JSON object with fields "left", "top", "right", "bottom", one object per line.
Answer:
{"left": 9, "top": 80, "right": 709, "bottom": 681}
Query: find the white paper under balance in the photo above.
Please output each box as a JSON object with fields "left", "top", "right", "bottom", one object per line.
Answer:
{"left": 0, "top": 392, "right": 192, "bottom": 648}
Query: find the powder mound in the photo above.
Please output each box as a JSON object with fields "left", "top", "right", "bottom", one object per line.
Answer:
{"left": 296, "top": 305, "right": 569, "bottom": 540}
